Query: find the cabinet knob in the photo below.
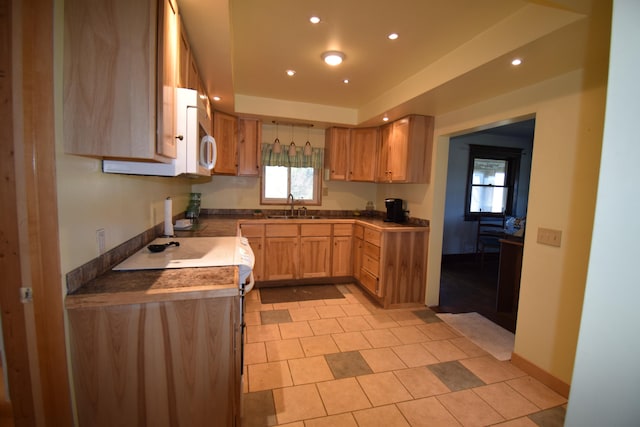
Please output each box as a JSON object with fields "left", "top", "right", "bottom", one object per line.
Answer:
{"left": 176, "top": 135, "right": 184, "bottom": 141}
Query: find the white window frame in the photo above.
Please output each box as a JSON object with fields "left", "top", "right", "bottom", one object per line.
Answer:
{"left": 260, "top": 165, "right": 323, "bottom": 205}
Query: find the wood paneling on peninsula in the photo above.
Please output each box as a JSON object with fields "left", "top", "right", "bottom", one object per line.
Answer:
{"left": 68, "top": 296, "right": 240, "bottom": 426}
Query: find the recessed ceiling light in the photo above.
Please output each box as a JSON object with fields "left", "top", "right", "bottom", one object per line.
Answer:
{"left": 511, "top": 58, "right": 523, "bottom": 66}
{"left": 343, "top": 79, "right": 350, "bottom": 84}
{"left": 286, "top": 69, "right": 296, "bottom": 76}
{"left": 383, "top": 115, "right": 389, "bottom": 122}
{"left": 212, "top": 96, "right": 221, "bottom": 101}
{"left": 309, "top": 16, "right": 321, "bottom": 24}
{"left": 388, "top": 33, "right": 399, "bottom": 40}
{"left": 322, "top": 51, "right": 345, "bottom": 66}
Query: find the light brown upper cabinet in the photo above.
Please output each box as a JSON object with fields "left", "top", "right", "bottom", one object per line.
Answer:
{"left": 178, "top": 17, "right": 191, "bottom": 89}
{"left": 324, "top": 127, "right": 350, "bottom": 181}
{"left": 324, "top": 115, "right": 433, "bottom": 184}
{"left": 213, "top": 112, "right": 239, "bottom": 175}
{"left": 178, "top": 16, "right": 211, "bottom": 121}
{"left": 64, "top": 0, "right": 179, "bottom": 161}
{"left": 237, "top": 118, "right": 262, "bottom": 176}
{"left": 348, "top": 127, "right": 379, "bottom": 182}
{"left": 377, "top": 115, "right": 434, "bottom": 183}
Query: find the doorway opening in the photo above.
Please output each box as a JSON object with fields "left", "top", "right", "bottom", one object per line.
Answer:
{"left": 435, "top": 118, "right": 535, "bottom": 333}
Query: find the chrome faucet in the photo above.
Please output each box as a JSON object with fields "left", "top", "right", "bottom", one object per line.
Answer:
{"left": 288, "top": 193, "right": 294, "bottom": 216}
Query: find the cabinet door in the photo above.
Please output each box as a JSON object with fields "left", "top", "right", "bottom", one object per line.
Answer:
{"left": 157, "top": 0, "right": 179, "bottom": 158}
{"left": 64, "top": 0, "right": 166, "bottom": 161}
{"left": 324, "top": 127, "right": 349, "bottom": 180}
{"left": 405, "top": 115, "right": 434, "bottom": 183}
{"left": 376, "top": 124, "right": 393, "bottom": 182}
{"left": 332, "top": 236, "right": 352, "bottom": 276}
{"left": 178, "top": 17, "right": 191, "bottom": 89}
{"left": 377, "top": 115, "right": 434, "bottom": 183}
{"left": 213, "top": 112, "right": 238, "bottom": 175}
{"left": 388, "top": 118, "right": 409, "bottom": 182}
{"left": 352, "top": 237, "right": 363, "bottom": 282}
{"left": 264, "top": 237, "right": 298, "bottom": 280}
{"left": 349, "top": 128, "right": 379, "bottom": 181}
{"left": 300, "top": 236, "right": 331, "bottom": 278}
{"left": 238, "top": 118, "right": 262, "bottom": 176}
{"left": 245, "top": 237, "right": 264, "bottom": 281}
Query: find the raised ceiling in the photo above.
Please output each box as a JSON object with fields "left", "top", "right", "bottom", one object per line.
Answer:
{"left": 177, "top": 0, "right": 610, "bottom": 128}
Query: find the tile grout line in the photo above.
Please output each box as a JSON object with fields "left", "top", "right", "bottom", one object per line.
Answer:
{"left": 243, "top": 286, "right": 567, "bottom": 426}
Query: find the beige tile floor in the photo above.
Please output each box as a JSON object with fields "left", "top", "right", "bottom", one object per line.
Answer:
{"left": 241, "top": 284, "right": 567, "bottom": 427}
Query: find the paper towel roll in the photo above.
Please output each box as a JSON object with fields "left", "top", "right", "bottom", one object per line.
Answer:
{"left": 164, "top": 197, "right": 174, "bottom": 236}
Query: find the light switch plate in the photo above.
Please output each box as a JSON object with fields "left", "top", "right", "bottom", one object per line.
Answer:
{"left": 537, "top": 227, "right": 562, "bottom": 247}
{"left": 96, "top": 228, "right": 106, "bottom": 254}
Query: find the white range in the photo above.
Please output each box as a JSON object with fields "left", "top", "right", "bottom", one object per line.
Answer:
{"left": 113, "top": 236, "right": 255, "bottom": 292}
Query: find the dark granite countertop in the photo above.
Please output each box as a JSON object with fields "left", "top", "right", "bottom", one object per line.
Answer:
{"left": 64, "top": 210, "right": 429, "bottom": 308}
{"left": 65, "top": 265, "right": 238, "bottom": 309}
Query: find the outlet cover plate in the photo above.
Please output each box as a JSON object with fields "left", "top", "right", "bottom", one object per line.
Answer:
{"left": 537, "top": 227, "right": 562, "bottom": 247}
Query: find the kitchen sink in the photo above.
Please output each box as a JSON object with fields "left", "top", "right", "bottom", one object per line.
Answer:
{"left": 267, "top": 215, "right": 324, "bottom": 219}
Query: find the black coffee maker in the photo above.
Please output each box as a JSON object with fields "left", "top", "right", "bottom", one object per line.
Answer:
{"left": 384, "top": 198, "right": 405, "bottom": 223}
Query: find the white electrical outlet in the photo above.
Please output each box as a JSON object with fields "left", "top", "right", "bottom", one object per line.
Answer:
{"left": 96, "top": 228, "right": 106, "bottom": 254}
{"left": 537, "top": 227, "right": 562, "bottom": 247}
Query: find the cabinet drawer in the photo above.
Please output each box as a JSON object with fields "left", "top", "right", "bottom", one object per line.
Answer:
{"left": 301, "top": 223, "right": 331, "bottom": 236}
{"left": 240, "top": 224, "right": 264, "bottom": 237}
{"left": 360, "top": 269, "right": 379, "bottom": 295}
{"left": 353, "top": 224, "right": 364, "bottom": 240}
{"left": 364, "top": 228, "right": 381, "bottom": 246}
{"left": 362, "top": 254, "right": 379, "bottom": 276}
{"left": 363, "top": 241, "right": 380, "bottom": 260}
{"left": 265, "top": 224, "right": 298, "bottom": 237}
{"left": 333, "top": 223, "right": 353, "bottom": 236}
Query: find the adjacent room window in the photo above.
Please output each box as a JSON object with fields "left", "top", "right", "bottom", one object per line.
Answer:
{"left": 260, "top": 144, "right": 323, "bottom": 205}
{"left": 465, "top": 145, "right": 521, "bottom": 218}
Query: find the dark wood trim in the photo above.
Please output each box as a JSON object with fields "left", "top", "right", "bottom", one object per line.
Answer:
{"left": 0, "top": 0, "right": 73, "bottom": 424}
{"left": 0, "top": 0, "right": 36, "bottom": 424}
{"left": 21, "top": 0, "right": 73, "bottom": 423}
{"left": 464, "top": 144, "right": 522, "bottom": 220}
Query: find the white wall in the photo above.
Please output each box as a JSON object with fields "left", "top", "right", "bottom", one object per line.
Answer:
{"left": 426, "top": 67, "right": 607, "bottom": 385}
{"left": 565, "top": 0, "right": 640, "bottom": 423}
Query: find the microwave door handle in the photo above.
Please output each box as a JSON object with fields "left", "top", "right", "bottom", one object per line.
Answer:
{"left": 200, "top": 135, "right": 217, "bottom": 170}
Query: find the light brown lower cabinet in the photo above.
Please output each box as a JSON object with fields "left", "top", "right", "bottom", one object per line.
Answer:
{"left": 238, "top": 220, "right": 428, "bottom": 309}
{"left": 332, "top": 223, "right": 353, "bottom": 277}
{"left": 300, "top": 236, "right": 331, "bottom": 278}
{"left": 300, "top": 224, "right": 332, "bottom": 279}
{"left": 354, "top": 225, "right": 429, "bottom": 308}
{"left": 68, "top": 296, "right": 241, "bottom": 427}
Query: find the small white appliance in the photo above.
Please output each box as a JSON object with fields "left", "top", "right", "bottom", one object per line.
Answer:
{"left": 102, "top": 88, "right": 217, "bottom": 177}
{"left": 113, "top": 236, "right": 255, "bottom": 291}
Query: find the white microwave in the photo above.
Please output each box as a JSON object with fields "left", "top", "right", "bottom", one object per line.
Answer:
{"left": 102, "top": 88, "right": 217, "bottom": 177}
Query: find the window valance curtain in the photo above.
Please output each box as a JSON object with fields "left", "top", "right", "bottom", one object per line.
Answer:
{"left": 261, "top": 143, "right": 324, "bottom": 169}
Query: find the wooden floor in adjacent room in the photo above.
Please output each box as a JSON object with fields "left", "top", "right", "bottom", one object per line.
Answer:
{"left": 434, "top": 254, "right": 517, "bottom": 333}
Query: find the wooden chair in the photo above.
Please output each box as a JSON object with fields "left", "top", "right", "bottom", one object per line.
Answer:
{"left": 476, "top": 213, "right": 506, "bottom": 266}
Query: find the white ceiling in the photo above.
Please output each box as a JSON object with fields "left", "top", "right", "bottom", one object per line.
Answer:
{"left": 177, "top": 0, "right": 610, "bottom": 129}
